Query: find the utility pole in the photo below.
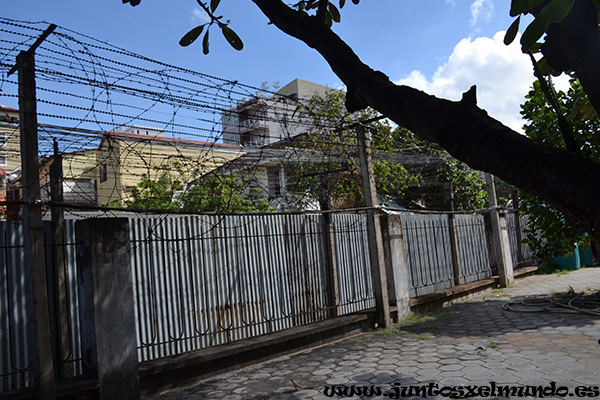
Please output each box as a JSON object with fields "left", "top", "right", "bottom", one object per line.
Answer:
{"left": 9, "top": 24, "right": 57, "bottom": 400}
{"left": 356, "top": 124, "right": 391, "bottom": 328}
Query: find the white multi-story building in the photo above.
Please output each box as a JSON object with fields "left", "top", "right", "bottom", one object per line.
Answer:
{"left": 217, "top": 79, "right": 339, "bottom": 210}
{"left": 222, "top": 79, "right": 333, "bottom": 148}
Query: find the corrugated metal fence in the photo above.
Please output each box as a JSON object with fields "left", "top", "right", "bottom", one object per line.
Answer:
{"left": 0, "top": 210, "right": 533, "bottom": 393}
{"left": 0, "top": 220, "right": 83, "bottom": 393}
{"left": 130, "top": 213, "right": 375, "bottom": 362}
{"left": 400, "top": 211, "right": 533, "bottom": 297}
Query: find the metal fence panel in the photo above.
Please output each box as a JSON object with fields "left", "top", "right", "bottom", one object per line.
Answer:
{"left": 130, "top": 213, "right": 372, "bottom": 362}
{"left": 454, "top": 214, "right": 493, "bottom": 283}
{"left": 401, "top": 213, "right": 454, "bottom": 297}
{"left": 505, "top": 212, "right": 535, "bottom": 268}
{"left": 0, "top": 220, "right": 82, "bottom": 393}
{"left": 332, "top": 214, "right": 375, "bottom": 315}
{"left": 0, "top": 222, "right": 30, "bottom": 393}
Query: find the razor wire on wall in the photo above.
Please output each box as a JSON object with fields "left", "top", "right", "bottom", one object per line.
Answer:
{"left": 0, "top": 17, "right": 356, "bottom": 216}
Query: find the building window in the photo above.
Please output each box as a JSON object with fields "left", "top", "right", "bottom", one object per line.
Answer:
{"left": 223, "top": 113, "right": 237, "bottom": 129}
{"left": 99, "top": 162, "right": 108, "bottom": 183}
{"left": 0, "top": 153, "right": 7, "bottom": 166}
{"left": 267, "top": 167, "right": 281, "bottom": 198}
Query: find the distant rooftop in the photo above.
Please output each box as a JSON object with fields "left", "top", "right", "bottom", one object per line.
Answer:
{"left": 0, "top": 105, "right": 18, "bottom": 113}
{"left": 276, "top": 79, "right": 335, "bottom": 99}
{"left": 105, "top": 130, "right": 242, "bottom": 150}
{"left": 117, "top": 124, "right": 165, "bottom": 136}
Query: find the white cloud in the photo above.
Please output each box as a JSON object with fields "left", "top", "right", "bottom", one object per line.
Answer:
{"left": 192, "top": 7, "right": 210, "bottom": 24}
{"left": 395, "top": 32, "right": 536, "bottom": 132}
{"left": 470, "top": 0, "right": 494, "bottom": 25}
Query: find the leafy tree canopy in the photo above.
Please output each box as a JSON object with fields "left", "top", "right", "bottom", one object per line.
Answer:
{"left": 289, "top": 90, "right": 487, "bottom": 210}
{"left": 520, "top": 76, "right": 599, "bottom": 261}
{"left": 125, "top": 161, "right": 271, "bottom": 213}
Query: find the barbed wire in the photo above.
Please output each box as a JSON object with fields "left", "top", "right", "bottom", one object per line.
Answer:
{"left": 0, "top": 17, "right": 484, "bottom": 242}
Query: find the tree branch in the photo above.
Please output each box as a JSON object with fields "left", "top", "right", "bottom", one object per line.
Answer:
{"left": 528, "top": 52, "right": 580, "bottom": 154}
{"left": 251, "top": 0, "right": 600, "bottom": 230}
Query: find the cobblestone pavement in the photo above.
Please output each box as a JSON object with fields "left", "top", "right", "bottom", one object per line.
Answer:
{"left": 149, "top": 268, "right": 600, "bottom": 399}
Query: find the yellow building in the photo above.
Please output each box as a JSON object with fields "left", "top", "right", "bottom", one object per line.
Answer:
{"left": 65, "top": 127, "right": 245, "bottom": 206}
{"left": 40, "top": 147, "right": 100, "bottom": 206}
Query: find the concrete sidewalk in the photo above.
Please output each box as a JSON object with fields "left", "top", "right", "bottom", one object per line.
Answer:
{"left": 149, "top": 268, "right": 600, "bottom": 399}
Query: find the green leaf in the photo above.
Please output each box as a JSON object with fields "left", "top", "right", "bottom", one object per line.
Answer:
{"left": 510, "top": 0, "right": 546, "bottom": 17}
{"left": 324, "top": 12, "right": 333, "bottom": 27}
{"left": 328, "top": 3, "right": 341, "bottom": 23}
{"left": 339, "top": 0, "right": 346, "bottom": 8}
{"left": 202, "top": 30, "right": 210, "bottom": 55}
{"left": 536, "top": 57, "right": 555, "bottom": 75}
{"left": 210, "top": 0, "right": 221, "bottom": 13}
{"left": 536, "top": 0, "right": 576, "bottom": 25}
{"left": 529, "top": 42, "right": 543, "bottom": 53}
{"left": 123, "top": 0, "right": 141, "bottom": 5}
{"left": 521, "top": 18, "right": 546, "bottom": 49}
{"left": 351, "top": 0, "right": 359, "bottom": 4}
{"left": 221, "top": 26, "right": 244, "bottom": 51}
{"left": 520, "top": 0, "right": 575, "bottom": 49}
{"left": 504, "top": 15, "right": 520, "bottom": 45}
{"left": 179, "top": 25, "right": 206, "bottom": 47}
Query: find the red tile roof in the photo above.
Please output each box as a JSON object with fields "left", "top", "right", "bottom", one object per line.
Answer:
{"left": 104, "top": 130, "right": 242, "bottom": 149}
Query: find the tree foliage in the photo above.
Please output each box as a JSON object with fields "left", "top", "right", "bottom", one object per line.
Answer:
{"left": 520, "top": 76, "right": 599, "bottom": 261}
{"left": 288, "top": 90, "right": 413, "bottom": 209}
{"left": 289, "top": 91, "right": 487, "bottom": 210}
{"left": 126, "top": 162, "right": 271, "bottom": 212}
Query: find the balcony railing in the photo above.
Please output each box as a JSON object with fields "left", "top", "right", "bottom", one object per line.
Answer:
{"left": 239, "top": 118, "right": 268, "bottom": 130}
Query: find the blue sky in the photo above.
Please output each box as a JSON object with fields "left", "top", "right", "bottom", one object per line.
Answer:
{"left": 3, "top": 0, "right": 556, "bottom": 132}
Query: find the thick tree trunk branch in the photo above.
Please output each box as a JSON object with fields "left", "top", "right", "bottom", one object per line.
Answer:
{"left": 252, "top": 0, "right": 600, "bottom": 230}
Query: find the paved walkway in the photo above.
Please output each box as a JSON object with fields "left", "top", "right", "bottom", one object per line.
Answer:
{"left": 149, "top": 268, "right": 600, "bottom": 399}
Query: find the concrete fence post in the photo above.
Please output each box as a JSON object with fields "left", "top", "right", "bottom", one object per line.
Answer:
{"left": 485, "top": 173, "right": 514, "bottom": 287}
{"left": 75, "top": 218, "right": 140, "bottom": 400}
{"left": 381, "top": 214, "right": 412, "bottom": 318}
{"left": 484, "top": 210, "right": 515, "bottom": 287}
{"left": 496, "top": 211, "right": 515, "bottom": 287}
